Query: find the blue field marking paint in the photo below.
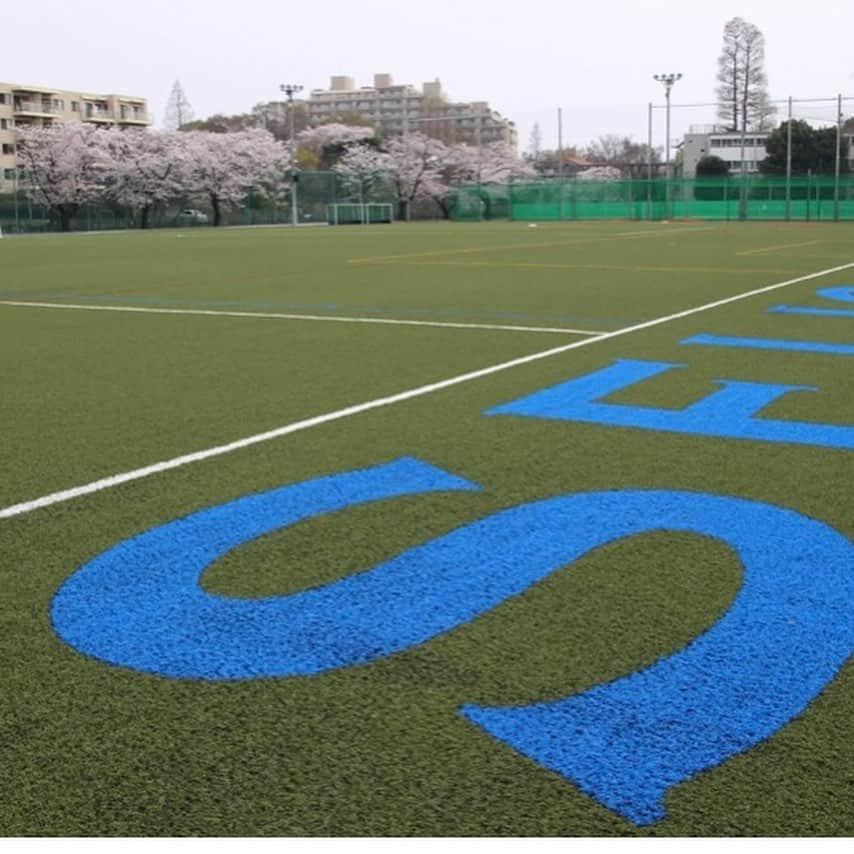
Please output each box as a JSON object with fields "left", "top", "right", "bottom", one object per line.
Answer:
{"left": 682, "top": 333, "right": 854, "bottom": 356}
{"left": 51, "top": 458, "right": 481, "bottom": 680}
{"left": 460, "top": 490, "right": 854, "bottom": 826}
{"left": 817, "top": 286, "right": 854, "bottom": 303}
{"left": 768, "top": 285, "right": 854, "bottom": 318}
{"left": 51, "top": 459, "right": 854, "bottom": 825}
{"left": 486, "top": 358, "right": 854, "bottom": 451}
{"left": 768, "top": 305, "right": 854, "bottom": 319}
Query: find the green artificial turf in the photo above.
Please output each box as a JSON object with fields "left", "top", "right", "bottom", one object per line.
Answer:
{"left": 1, "top": 220, "right": 853, "bottom": 835}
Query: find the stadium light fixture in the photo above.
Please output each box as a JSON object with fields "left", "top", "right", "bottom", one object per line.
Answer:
{"left": 654, "top": 73, "right": 682, "bottom": 216}
{"left": 280, "top": 83, "right": 304, "bottom": 226}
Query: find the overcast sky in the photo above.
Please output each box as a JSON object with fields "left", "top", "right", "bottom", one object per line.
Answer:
{"left": 7, "top": 0, "right": 854, "bottom": 154}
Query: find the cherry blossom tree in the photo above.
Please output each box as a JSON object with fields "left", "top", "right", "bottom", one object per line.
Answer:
{"left": 15, "top": 123, "right": 109, "bottom": 231}
{"left": 297, "top": 123, "right": 377, "bottom": 170}
{"left": 332, "top": 143, "right": 392, "bottom": 202}
{"left": 101, "top": 129, "right": 188, "bottom": 228}
{"left": 576, "top": 165, "right": 623, "bottom": 181}
{"left": 380, "top": 133, "right": 449, "bottom": 220}
{"left": 297, "top": 123, "right": 376, "bottom": 154}
{"left": 182, "top": 129, "right": 288, "bottom": 226}
{"left": 445, "top": 141, "right": 536, "bottom": 185}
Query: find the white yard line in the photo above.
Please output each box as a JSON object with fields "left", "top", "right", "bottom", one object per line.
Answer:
{"left": 3, "top": 260, "right": 853, "bottom": 522}
{"left": 0, "top": 300, "right": 604, "bottom": 337}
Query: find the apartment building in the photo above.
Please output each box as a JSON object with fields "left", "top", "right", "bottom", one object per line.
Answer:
{"left": 0, "top": 82, "right": 150, "bottom": 189}
{"left": 303, "top": 73, "right": 517, "bottom": 148}
{"left": 682, "top": 124, "right": 854, "bottom": 177}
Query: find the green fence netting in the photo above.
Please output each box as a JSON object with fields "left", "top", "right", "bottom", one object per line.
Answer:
{"left": 0, "top": 171, "right": 400, "bottom": 234}
{"left": 452, "top": 176, "right": 854, "bottom": 223}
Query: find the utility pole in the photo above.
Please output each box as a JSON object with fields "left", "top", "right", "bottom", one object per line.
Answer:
{"left": 280, "top": 83, "right": 303, "bottom": 227}
{"left": 558, "top": 107, "right": 565, "bottom": 221}
{"left": 786, "top": 97, "right": 792, "bottom": 221}
{"left": 835, "top": 93, "right": 842, "bottom": 222}
{"left": 653, "top": 73, "right": 682, "bottom": 218}
{"left": 647, "top": 101, "right": 653, "bottom": 220}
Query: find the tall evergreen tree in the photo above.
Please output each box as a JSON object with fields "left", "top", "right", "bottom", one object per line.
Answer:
{"left": 715, "top": 18, "right": 776, "bottom": 132}
{"left": 164, "top": 80, "right": 195, "bottom": 131}
{"left": 528, "top": 122, "right": 542, "bottom": 160}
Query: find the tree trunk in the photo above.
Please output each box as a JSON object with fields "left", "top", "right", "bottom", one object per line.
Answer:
{"left": 211, "top": 193, "right": 222, "bottom": 227}
{"left": 141, "top": 204, "right": 151, "bottom": 229}
{"left": 57, "top": 203, "right": 77, "bottom": 232}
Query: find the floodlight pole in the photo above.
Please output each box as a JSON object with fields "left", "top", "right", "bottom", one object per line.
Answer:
{"left": 280, "top": 83, "right": 303, "bottom": 227}
{"left": 654, "top": 73, "right": 682, "bottom": 218}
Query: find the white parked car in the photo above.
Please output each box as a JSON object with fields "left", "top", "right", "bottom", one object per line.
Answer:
{"left": 179, "top": 209, "right": 209, "bottom": 224}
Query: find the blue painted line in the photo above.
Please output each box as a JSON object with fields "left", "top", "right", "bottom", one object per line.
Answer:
{"left": 683, "top": 333, "right": 854, "bottom": 356}
{"left": 817, "top": 286, "right": 854, "bottom": 303}
{"left": 769, "top": 304, "right": 854, "bottom": 319}
{"left": 487, "top": 358, "right": 854, "bottom": 450}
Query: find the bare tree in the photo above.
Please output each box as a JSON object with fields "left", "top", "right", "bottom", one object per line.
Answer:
{"left": 164, "top": 80, "right": 195, "bottom": 131}
{"left": 583, "top": 135, "right": 661, "bottom": 176}
{"left": 715, "top": 18, "right": 776, "bottom": 132}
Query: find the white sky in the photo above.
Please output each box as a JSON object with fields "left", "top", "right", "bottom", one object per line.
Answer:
{"left": 7, "top": 0, "right": 854, "bottom": 154}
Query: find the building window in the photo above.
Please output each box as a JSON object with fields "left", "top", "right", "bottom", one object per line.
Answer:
{"left": 3, "top": 168, "right": 15, "bottom": 180}
{"left": 2, "top": 143, "right": 15, "bottom": 155}
{"left": 0, "top": 119, "right": 7, "bottom": 130}
{"left": 71, "top": 101, "right": 79, "bottom": 112}
{"left": 0, "top": 93, "right": 6, "bottom": 104}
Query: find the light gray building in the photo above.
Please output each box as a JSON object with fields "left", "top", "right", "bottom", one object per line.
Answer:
{"left": 682, "top": 124, "right": 854, "bottom": 177}
{"left": 681, "top": 125, "right": 770, "bottom": 177}
{"left": 303, "top": 73, "right": 517, "bottom": 149}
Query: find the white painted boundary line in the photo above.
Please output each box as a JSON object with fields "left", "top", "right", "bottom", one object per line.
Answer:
{"left": 3, "top": 260, "right": 853, "bottom": 522}
{"left": 0, "top": 300, "right": 604, "bottom": 337}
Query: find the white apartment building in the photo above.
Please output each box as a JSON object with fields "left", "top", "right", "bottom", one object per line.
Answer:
{"left": 303, "top": 73, "right": 517, "bottom": 148}
{"left": 682, "top": 124, "right": 854, "bottom": 177}
{"left": 0, "top": 81, "right": 151, "bottom": 190}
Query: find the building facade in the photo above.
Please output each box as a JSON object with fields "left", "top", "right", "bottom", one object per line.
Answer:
{"left": 303, "top": 74, "right": 517, "bottom": 149}
{"left": 0, "top": 82, "right": 151, "bottom": 189}
{"left": 682, "top": 124, "right": 854, "bottom": 178}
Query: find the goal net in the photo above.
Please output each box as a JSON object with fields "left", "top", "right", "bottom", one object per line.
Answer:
{"left": 327, "top": 203, "right": 394, "bottom": 225}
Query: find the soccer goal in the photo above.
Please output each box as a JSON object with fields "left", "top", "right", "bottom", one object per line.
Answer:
{"left": 327, "top": 203, "right": 394, "bottom": 225}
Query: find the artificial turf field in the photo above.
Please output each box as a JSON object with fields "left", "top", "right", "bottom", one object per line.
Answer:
{"left": 1, "top": 219, "right": 853, "bottom": 836}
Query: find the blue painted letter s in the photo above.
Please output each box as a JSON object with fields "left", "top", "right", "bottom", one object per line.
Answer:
{"left": 52, "top": 459, "right": 854, "bottom": 825}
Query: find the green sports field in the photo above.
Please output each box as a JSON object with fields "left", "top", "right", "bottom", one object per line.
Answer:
{"left": 1, "top": 220, "right": 853, "bottom": 836}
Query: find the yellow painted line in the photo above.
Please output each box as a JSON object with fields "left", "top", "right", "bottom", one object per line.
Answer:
{"left": 736, "top": 240, "right": 820, "bottom": 256}
{"left": 348, "top": 225, "right": 719, "bottom": 264}
{"left": 363, "top": 260, "right": 798, "bottom": 276}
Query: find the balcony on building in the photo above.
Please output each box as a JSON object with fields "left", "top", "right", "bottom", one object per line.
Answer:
{"left": 12, "top": 89, "right": 62, "bottom": 118}
{"left": 117, "top": 102, "right": 149, "bottom": 125}
{"left": 82, "top": 101, "right": 114, "bottom": 122}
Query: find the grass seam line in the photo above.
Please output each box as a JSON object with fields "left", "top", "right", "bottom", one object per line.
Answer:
{"left": 736, "top": 240, "right": 820, "bottom": 256}
{"left": 0, "top": 301, "right": 605, "bottom": 337}
{"left": 2, "top": 259, "right": 853, "bottom": 522}
{"left": 348, "top": 225, "right": 719, "bottom": 264}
